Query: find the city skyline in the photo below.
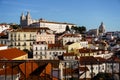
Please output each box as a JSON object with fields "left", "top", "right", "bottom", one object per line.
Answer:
{"left": 0, "top": 0, "right": 120, "bottom": 31}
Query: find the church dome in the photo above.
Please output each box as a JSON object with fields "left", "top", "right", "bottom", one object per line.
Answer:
{"left": 99, "top": 22, "right": 105, "bottom": 33}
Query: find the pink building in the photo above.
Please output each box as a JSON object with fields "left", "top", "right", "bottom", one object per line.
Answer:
{"left": 36, "top": 27, "right": 55, "bottom": 44}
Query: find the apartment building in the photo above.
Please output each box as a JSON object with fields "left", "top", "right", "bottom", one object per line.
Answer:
{"left": 33, "top": 41, "right": 66, "bottom": 60}
{"left": 58, "top": 33, "right": 82, "bottom": 45}
{"left": 8, "top": 28, "right": 37, "bottom": 50}
{"left": 36, "top": 27, "right": 55, "bottom": 44}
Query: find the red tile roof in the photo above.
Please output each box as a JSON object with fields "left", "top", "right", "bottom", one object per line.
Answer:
{"left": 0, "top": 48, "right": 27, "bottom": 60}
{"left": 80, "top": 56, "right": 98, "bottom": 65}
{"left": 80, "top": 56, "right": 106, "bottom": 65}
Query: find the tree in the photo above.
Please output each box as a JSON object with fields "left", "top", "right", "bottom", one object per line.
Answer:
{"left": 71, "top": 26, "right": 86, "bottom": 34}
{"left": 65, "top": 25, "right": 70, "bottom": 31}
{"left": 10, "top": 24, "right": 20, "bottom": 29}
{"left": 23, "top": 49, "right": 33, "bottom": 58}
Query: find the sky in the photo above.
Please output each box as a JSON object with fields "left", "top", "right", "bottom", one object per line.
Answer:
{"left": 0, "top": 0, "right": 120, "bottom": 31}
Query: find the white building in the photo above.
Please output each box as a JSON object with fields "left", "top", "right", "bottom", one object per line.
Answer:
{"left": 33, "top": 41, "right": 66, "bottom": 60}
{"left": 59, "top": 60, "right": 79, "bottom": 80}
{"left": 80, "top": 41, "right": 88, "bottom": 48}
{"left": 79, "top": 56, "right": 107, "bottom": 79}
{"left": 62, "top": 33, "right": 82, "bottom": 45}
{"left": 20, "top": 12, "right": 76, "bottom": 33}
{"left": 0, "top": 24, "right": 10, "bottom": 33}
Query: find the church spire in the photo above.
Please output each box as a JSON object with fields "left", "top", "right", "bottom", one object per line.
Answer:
{"left": 21, "top": 12, "right": 25, "bottom": 20}
{"left": 26, "top": 11, "right": 31, "bottom": 19}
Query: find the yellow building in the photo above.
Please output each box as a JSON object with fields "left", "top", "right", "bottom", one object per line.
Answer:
{"left": 9, "top": 28, "right": 37, "bottom": 50}
{"left": 65, "top": 42, "right": 82, "bottom": 53}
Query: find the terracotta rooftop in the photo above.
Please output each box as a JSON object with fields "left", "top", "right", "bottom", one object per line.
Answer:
{"left": 0, "top": 48, "right": 27, "bottom": 60}
{"left": 80, "top": 56, "right": 98, "bottom": 65}
{"left": 80, "top": 56, "right": 106, "bottom": 65}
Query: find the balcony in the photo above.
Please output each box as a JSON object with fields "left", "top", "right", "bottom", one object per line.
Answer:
{"left": 0, "top": 60, "right": 120, "bottom": 80}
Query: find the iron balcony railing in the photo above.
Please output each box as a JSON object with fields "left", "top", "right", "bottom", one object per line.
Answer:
{"left": 0, "top": 60, "right": 120, "bottom": 80}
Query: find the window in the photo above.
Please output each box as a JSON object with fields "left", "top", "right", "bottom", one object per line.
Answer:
{"left": 36, "top": 47, "right": 37, "bottom": 50}
{"left": 14, "top": 42, "right": 16, "bottom": 46}
{"left": 36, "top": 52, "right": 38, "bottom": 55}
{"left": 18, "top": 42, "right": 20, "bottom": 46}
{"left": 14, "top": 34, "right": 16, "bottom": 37}
{"left": 59, "top": 52, "right": 61, "bottom": 54}
{"left": 24, "top": 34, "right": 26, "bottom": 37}
{"left": 11, "top": 34, "right": 13, "bottom": 37}
{"left": 18, "top": 34, "right": 20, "bottom": 37}
{"left": 45, "top": 47, "right": 46, "bottom": 50}
{"left": 40, "top": 52, "right": 42, "bottom": 55}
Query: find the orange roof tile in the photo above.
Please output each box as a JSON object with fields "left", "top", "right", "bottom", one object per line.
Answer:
{"left": 0, "top": 48, "right": 27, "bottom": 60}
{"left": 80, "top": 56, "right": 98, "bottom": 65}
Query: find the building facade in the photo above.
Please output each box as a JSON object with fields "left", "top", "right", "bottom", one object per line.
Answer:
{"left": 36, "top": 28, "right": 55, "bottom": 44}
{"left": 20, "top": 12, "right": 76, "bottom": 33}
{"left": 62, "top": 33, "right": 82, "bottom": 45}
{"left": 8, "top": 28, "right": 37, "bottom": 50}
{"left": 33, "top": 41, "right": 66, "bottom": 60}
